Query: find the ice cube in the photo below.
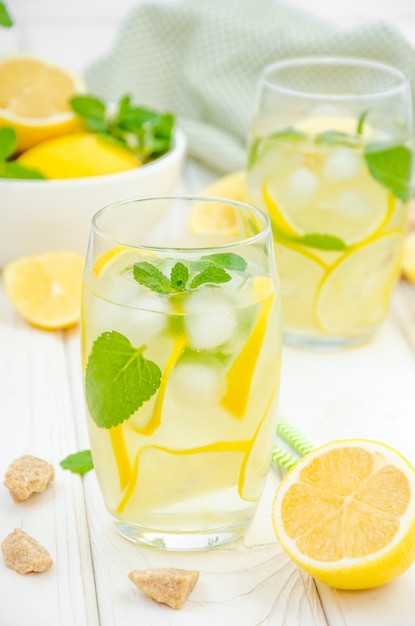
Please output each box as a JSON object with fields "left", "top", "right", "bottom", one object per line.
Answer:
{"left": 90, "top": 290, "right": 168, "bottom": 343}
{"left": 169, "top": 361, "right": 224, "bottom": 408}
{"left": 334, "top": 189, "right": 372, "bottom": 219}
{"left": 288, "top": 167, "right": 318, "bottom": 207}
{"left": 183, "top": 290, "right": 236, "bottom": 350}
{"left": 323, "top": 149, "right": 362, "bottom": 182}
{"left": 185, "top": 311, "right": 236, "bottom": 350}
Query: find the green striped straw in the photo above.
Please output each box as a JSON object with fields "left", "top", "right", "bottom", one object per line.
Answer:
{"left": 272, "top": 416, "right": 314, "bottom": 473}
{"left": 277, "top": 416, "right": 314, "bottom": 457}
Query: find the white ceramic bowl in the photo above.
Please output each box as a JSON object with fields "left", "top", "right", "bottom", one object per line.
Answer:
{"left": 0, "top": 129, "right": 186, "bottom": 267}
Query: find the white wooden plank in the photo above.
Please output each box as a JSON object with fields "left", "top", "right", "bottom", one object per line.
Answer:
{"left": 0, "top": 290, "right": 98, "bottom": 626}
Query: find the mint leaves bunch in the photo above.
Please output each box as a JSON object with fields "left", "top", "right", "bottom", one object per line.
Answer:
{"left": 70, "top": 94, "right": 175, "bottom": 162}
{"left": 0, "top": 128, "right": 45, "bottom": 179}
{"left": 133, "top": 252, "right": 248, "bottom": 295}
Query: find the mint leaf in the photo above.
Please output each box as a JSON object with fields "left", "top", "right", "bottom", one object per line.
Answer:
{"left": 0, "top": 127, "right": 16, "bottom": 160}
{"left": 248, "top": 128, "right": 305, "bottom": 168}
{"left": 0, "top": 160, "right": 46, "bottom": 179}
{"left": 85, "top": 331, "right": 162, "bottom": 429}
{"left": 190, "top": 266, "right": 231, "bottom": 289}
{"left": 60, "top": 450, "right": 94, "bottom": 475}
{"left": 0, "top": 127, "right": 46, "bottom": 179}
{"left": 315, "top": 131, "right": 359, "bottom": 148}
{"left": 364, "top": 144, "right": 412, "bottom": 202}
{"left": 0, "top": 2, "right": 12, "bottom": 27}
{"left": 357, "top": 109, "right": 370, "bottom": 135}
{"left": 297, "top": 233, "right": 347, "bottom": 251}
{"left": 170, "top": 262, "right": 189, "bottom": 290}
{"left": 200, "top": 253, "right": 248, "bottom": 272}
{"left": 133, "top": 256, "right": 245, "bottom": 294}
{"left": 70, "top": 95, "right": 107, "bottom": 132}
{"left": 133, "top": 262, "right": 172, "bottom": 294}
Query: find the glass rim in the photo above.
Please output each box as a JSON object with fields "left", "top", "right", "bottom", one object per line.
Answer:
{"left": 259, "top": 55, "right": 411, "bottom": 101}
{"left": 91, "top": 194, "right": 273, "bottom": 253}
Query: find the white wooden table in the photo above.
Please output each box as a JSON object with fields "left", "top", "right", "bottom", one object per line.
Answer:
{"left": 1, "top": 159, "right": 415, "bottom": 626}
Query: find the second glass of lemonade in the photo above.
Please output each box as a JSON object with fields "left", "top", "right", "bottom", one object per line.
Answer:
{"left": 247, "top": 57, "right": 413, "bottom": 349}
{"left": 82, "top": 196, "right": 282, "bottom": 550}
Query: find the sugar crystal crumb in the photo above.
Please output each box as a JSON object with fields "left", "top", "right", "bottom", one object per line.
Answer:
{"left": 128, "top": 567, "right": 199, "bottom": 609}
{"left": 1, "top": 528, "right": 53, "bottom": 575}
{"left": 4, "top": 454, "right": 54, "bottom": 502}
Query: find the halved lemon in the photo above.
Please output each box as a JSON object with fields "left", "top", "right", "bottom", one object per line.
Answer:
{"left": 0, "top": 53, "right": 85, "bottom": 153}
{"left": 3, "top": 250, "right": 84, "bottom": 329}
{"left": 201, "top": 169, "right": 246, "bottom": 202}
{"left": 315, "top": 232, "right": 403, "bottom": 335}
{"left": 189, "top": 170, "right": 246, "bottom": 235}
{"left": 275, "top": 241, "right": 327, "bottom": 331}
{"left": 272, "top": 439, "right": 415, "bottom": 589}
{"left": 17, "top": 132, "right": 140, "bottom": 179}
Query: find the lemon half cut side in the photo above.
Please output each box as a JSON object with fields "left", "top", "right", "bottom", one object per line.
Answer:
{"left": 3, "top": 250, "right": 84, "bottom": 329}
{"left": 272, "top": 438, "right": 415, "bottom": 589}
{"left": 0, "top": 52, "right": 85, "bottom": 153}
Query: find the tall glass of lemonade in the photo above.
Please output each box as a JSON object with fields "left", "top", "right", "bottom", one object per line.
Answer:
{"left": 247, "top": 57, "right": 413, "bottom": 349}
{"left": 82, "top": 196, "right": 281, "bottom": 550}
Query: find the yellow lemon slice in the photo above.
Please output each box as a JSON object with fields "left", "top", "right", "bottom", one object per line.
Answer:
{"left": 115, "top": 442, "right": 249, "bottom": 516}
{"left": 17, "top": 132, "right": 140, "bottom": 179}
{"left": 92, "top": 246, "right": 157, "bottom": 277}
{"left": 238, "top": 384, "right": 279, "bottom": 502}
{"left": 3, "top": 250, "right": 84, "bottom": 329}
{"left": 402, "top": 231, "right": 415, "bottom": 284}
{"left": 263, "top": 172, "right": 392, "bottom": 247}
{"left": 272, "top": 439, "right": 415, "bottom": 589}
{"left": 275, "top": 241, "right": 327, "bottom": 331}
{"left": 315, "top": 232, "right": 403, "bottom": 335}
{"left": 0, "top": 52, "right": 85, "bottom": 153}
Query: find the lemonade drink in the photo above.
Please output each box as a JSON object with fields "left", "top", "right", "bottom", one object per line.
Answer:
{"left": 247, "top": 58, "right": 413, "bottom": 349}
{"left": 82, "top": 197, "right": 281, "bottom": 549}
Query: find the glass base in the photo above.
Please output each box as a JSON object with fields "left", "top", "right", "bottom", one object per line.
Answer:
{"left": 111, "top": 515, "right": 253, "bottom": 551}
{"left": 283, "top": 329, "right": 377, "bottom": 351}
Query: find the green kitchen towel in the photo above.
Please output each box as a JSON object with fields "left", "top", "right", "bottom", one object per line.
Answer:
{"left": 85, "top": 0, "right": 415, "bottom": 174}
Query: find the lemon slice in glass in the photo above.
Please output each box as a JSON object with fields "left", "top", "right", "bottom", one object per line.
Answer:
{"left": 93, "top": 246, "right": 158, "bottom": 277}
{"left": 275, "top": 241, "right": 327, "bottom": 330}
{"left": 261, "top": 114, "right": 391, "bottom": 246}
{"left": 315, "top": 232, "right": 403, "bottom": 335}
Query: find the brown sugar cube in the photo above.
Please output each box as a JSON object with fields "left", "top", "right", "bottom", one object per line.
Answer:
{"left": 128, "top": 567, "right": 199, "bottom": 610}
{"left": 4, "top": 455, "right": 54, "bottom": 502}
{"left": 1, "top": 528, "right": 53, "bottom": 575}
